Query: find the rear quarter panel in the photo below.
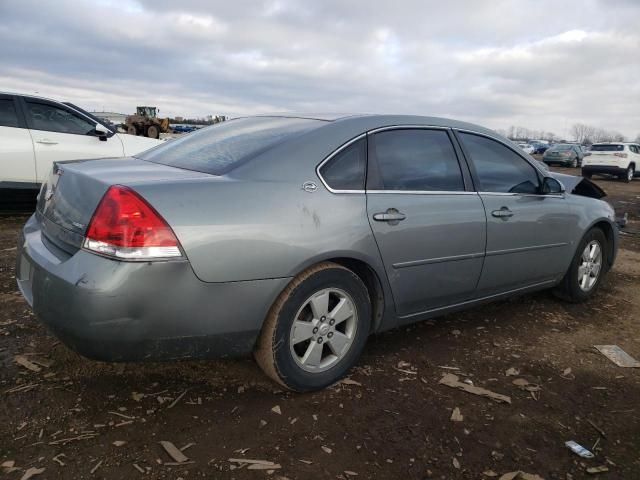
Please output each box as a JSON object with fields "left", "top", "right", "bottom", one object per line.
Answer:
{"left": 134, "top": 179, "right": 385, "bottom": 284}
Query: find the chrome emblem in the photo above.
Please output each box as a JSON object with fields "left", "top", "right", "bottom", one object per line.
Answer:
{"left": 302, "top": 181, "right": 317, "bottom": 193}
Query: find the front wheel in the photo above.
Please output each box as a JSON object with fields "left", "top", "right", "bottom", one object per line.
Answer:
{"left": 146, "top": 125, "right": 160, "bottom": 139}
{"left": 255, "top": 262, "right": 371, "bottom": 392}
{"left": 553, "top": 228, "right": 607, "bottom": 303}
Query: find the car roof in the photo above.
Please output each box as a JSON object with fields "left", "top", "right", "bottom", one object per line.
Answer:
{"left": 235, "top": 113, "right": 500, "bottom": 137}
{"left": 0, "top": 91, "right": 64, "bottom": 103}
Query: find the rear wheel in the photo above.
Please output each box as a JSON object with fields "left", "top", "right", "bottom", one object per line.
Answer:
{"left": 623, "top": 165, "right": 634, "bottom": 182}
{"left": 255, "top": 262, "right": 371, "bottom": 392}
{"left": 571, "top": 157, "right": 578, "bottom": 168}
{"left": 553, "top": 228, "right": 607, "bottom": 303}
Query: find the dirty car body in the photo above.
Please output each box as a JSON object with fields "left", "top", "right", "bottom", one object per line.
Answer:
{"left": 16, "top": 114, "right": 619, "bottom": 390}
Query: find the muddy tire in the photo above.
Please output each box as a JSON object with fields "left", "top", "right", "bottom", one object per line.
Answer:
{"left": 553, "top": 228, "right": 607, "bottom": 303}
{"left": 127, "top": 125, "right": 138, "bottom": 136}
{"left": 255, "top": 262, "right": 371, "bottom": 392}
{"left": 147, "top": 125, "right": 160, "bottom": 139}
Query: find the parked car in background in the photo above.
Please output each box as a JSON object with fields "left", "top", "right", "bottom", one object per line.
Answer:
{"left": 518, "top": 143, "right": 535, "bottom": 154}
{"left": 530, "top": 142, "right": 550, "bottom": 154}
{"left": 0, "top": 92, "right": 163, "bottom": 197}
{"left": 16, "top": 114, "right": 617, "bottom": 391}
{"left": 543, "top": 144, "right": 584, "bottom": 167}
{"left": 171, "top": 124, "right": 198, "bottom": 134}
{"left": 582, "top": 143, "right": 640, "bottom": 182}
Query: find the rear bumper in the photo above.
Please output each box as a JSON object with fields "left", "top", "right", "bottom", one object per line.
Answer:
{"left": 16, "top": 214, "right": 290, "bottom": 361}
{"left": 543, "top": 157, "right": 574, "bottom": 166}
{"left": 581, "top": 165, "right": 627, "bottom": 176}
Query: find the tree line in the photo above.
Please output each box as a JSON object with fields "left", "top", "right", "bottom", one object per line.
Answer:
{"left": 496, "top": 124, "right": 639, "bottom": 145}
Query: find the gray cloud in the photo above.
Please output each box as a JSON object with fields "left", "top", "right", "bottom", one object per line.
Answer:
{"left": 0, "top": 0, "right": 638, "bottom": 138}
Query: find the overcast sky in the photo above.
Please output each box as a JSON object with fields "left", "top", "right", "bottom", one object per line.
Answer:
{"left": 0, "top": 0, "right": 638, "bottom": 138}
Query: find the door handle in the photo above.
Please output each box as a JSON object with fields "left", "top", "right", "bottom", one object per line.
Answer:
{"left": 491, "top": 207, "right": 514, "bottom": 218}
{"left": 36, "top": 139, "right": 58, "bottom": 145}
{"left": 373, "top": 208, "right": 406, "bottom": 223}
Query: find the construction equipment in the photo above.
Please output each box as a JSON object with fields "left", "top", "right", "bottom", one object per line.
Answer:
{"left": 123, "top": 106, "right": 170, "bottom": 139}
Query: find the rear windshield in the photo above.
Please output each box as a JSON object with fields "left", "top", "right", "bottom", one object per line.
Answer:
{"left": 138, "top": 116, "right": 323, "bottom": 175}
{"left": 591, "top": 144, "right": 624, "bottom": 152}
{"left": 550, "top": 144, "right": 573, "bottom": 151}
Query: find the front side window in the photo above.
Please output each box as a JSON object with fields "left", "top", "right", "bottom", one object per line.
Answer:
{"left": 370, "top": 129, "right": 464, "bottom": 191}
{"left": 0, "top": 99, "right": 19, "bottom": 128}
{"left": 459, "top": 132, "right": 540, "bottom": 194}
{"left": 26, "top": 101, "right": 96, "bottom": 135}
{"left": 319, "top": 137, "right": 366, "bottom": 190}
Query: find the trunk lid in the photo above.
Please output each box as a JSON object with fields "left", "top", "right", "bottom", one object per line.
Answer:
{"left": 585, "top": 151, "right": 620, "bottom": 166}
{"left": 37, "top": 158, "right": 211, "bottom": 254}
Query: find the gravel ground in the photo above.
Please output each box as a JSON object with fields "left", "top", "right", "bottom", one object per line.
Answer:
{"left": 1, "top": 168, "right": 639, "bottom": 479}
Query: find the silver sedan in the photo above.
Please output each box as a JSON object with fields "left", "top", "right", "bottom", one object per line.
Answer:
{"left": 16, "top": 114, "right": 618, "bottom": 391}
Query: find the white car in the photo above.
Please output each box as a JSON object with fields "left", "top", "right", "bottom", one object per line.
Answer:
{"left": 0, "top": 92, "right": 162, "bottom": 195}
{"left": 518, "top": 143, "right": 535, "bottom": 154}
{"left": 582, "top": 142, "right": 640, "bottom": 182}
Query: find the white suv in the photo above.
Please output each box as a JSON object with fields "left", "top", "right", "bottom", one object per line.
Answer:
{"left": 582, "top": 142, "right": 640, "bottom": 182}
{"left": 0, "top": 92, "right": 162, "bottom": 196}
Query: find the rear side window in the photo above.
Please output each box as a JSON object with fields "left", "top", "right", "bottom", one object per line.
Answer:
{"left": 370, "top": 129, "right": 464, "bottom": 191}
{"left": 459, "top": 132, "right": 540, "bottom": 194}
{"left": 139, "top": 117, "right": 322, "bottom": 175}
{"left": 25, "top": 101, "right": 96, "bottom": 135}
{"left": 591, "top": 144, "right": 624, "bottom": 152}
{"left": 319, "top": 137, "right": 366, "bottom": 191}
{"left": 0, "top": 99, "right": 19, "bottom": 128}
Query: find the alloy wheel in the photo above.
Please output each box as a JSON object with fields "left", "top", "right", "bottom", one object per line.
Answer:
{"left": 578, "top": 240, "right": 602, "bottom": 292}
{"left": 289, "top": 288, "right": 358, "bottom": 372}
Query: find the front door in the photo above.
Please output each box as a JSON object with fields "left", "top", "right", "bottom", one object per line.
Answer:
{"left": 456, "top": 131, "right": 576, "bottom": 296}
{"left": 0, "top": 94, "right": 36, "bottom": 186}
{"left": 366, "top": 128, "right": 486, "bottom": 319}
{"left": 21, "top": 98, "right": 123, "bottom": 182}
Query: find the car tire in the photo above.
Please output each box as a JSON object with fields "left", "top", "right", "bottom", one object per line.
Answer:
{"left": 623, "top": 165, "right": 634, "bottom": 183}
{"left": 553, "top": 228, "right": 607, "bottom": 303}
{"left": 255, "top": 262, "right": 371, "bottom": 392}
{"left": 146, "top": 125, "right": 160, "bottom": 139}
{"left": 571, "top": 158, "right": 578, "bottom": 168}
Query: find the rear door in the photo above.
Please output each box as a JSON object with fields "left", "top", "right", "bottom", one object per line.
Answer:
{"left": 456, "top": 131, "right": 576, "bottom": 296}
{"left": 20, "top": 98, "right": 124, "bottom": 182}
{"left": 366, "top": 128, "right": 486, "bottom": 319}
{"left": 0, "top": 94, "right": 36, "bottom": 186}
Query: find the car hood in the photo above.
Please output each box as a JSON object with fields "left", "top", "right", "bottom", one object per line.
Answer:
{"left": 549, "top": 172, "right": 606, "bottom": 199}
{"left": 116, "top": 133, "right": 164, "bottom": 156}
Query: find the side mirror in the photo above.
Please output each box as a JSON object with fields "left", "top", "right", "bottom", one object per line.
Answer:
{"left": 542, "top": 177, "right": 565, "bottom": 194}
{"left": 95, "top": 123, "right": 111, "bottom": 141}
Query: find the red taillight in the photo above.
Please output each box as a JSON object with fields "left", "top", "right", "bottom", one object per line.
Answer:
{"left": 83, "top": 185, "right": 182, "bottom": 259}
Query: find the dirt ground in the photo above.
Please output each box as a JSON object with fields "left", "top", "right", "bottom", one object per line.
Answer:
{"left": 1, "top": 168, "right": 639, "bottom": 480}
